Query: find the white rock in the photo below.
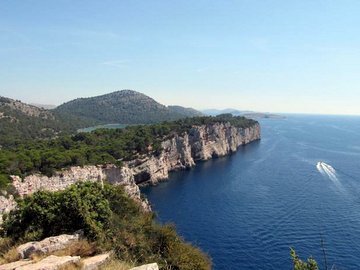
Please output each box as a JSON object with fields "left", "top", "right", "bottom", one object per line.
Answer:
{"left": 0, "top": 260, "right": 33, "bottom": 270}
{"left": 0, "top": 195, "right": 17, "bottom": 224}
{"left": 130, "top": 263, "right": 159, "bottom": 270}
{"left": 81, "top": 252, "right": 111, "bottom": 270}
{"left": 15, "top": 255, "right": 80, "bottom": 270}
{"left": 17, "top": 232, "right": 81, "bottom": 259}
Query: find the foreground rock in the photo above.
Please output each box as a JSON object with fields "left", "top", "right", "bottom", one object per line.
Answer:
{"left": 81, "top": 252, "right": 111, "bottom": 270}
{"left": 16, "top": 255, "right": 80, "bottom": 270}
{"left": 130, "top": 263, "right": 159, "bottom": 270}
{"left": 0, "top": 260, "right": 33, "bottom": 270}
{"left": 17, "top": 232, "right": 81, "bottom": 259}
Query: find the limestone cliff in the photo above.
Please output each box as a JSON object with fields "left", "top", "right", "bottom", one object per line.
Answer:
{"left": 0, "top": 122, "right": 260, "bottom": 220}
{"left": 130, "top": 122, "right": 261, "bottom": 184}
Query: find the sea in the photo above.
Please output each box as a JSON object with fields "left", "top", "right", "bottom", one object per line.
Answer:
{"left": 142, "top": 115, "right": 360, "bottom": 270}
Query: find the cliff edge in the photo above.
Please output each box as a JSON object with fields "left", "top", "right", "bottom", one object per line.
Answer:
{"left": 0, "top": 121, "right": 260, "bottom": 221}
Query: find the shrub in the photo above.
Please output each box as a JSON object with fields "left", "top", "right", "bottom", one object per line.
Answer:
{"left": 1, "top": 182, "right": 112, "bottom": 241}
{"left": 1, "top": 182, "right": 212, "bottom": 270}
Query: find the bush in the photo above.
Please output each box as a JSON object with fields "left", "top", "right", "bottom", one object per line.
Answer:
{"left": 1, "top": 182, "right": 211, "bottom": 270}
{"left": 1, "top": 182, "right": 112, "bottom": 241}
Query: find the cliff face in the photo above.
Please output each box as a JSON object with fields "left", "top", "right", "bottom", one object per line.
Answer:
{"left": 0, "top": 122, "right": 260, "bottom": 220}
{"left": 130, "top": 122, "right": 261, "bottom": 184}
{"left": 9, "top": 165, "right": 150, "bottom": 212}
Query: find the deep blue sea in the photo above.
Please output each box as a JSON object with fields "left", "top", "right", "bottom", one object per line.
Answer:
{"left": 142, "top": 115, "right": 360, "bottom": 270}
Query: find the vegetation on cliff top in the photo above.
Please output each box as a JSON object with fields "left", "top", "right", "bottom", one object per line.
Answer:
{"left": 0, "top": 114, "right": 258, "bottom": 189}
{"left": 0, "top": 182, "right": 211, "bottom": 270}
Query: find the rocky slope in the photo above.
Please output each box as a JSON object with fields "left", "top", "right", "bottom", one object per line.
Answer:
{"left": 1, "top": 230, "right": 157, "bottom": 269}
{"left": 0, "top": 122, "right": 260, "bottom": 221}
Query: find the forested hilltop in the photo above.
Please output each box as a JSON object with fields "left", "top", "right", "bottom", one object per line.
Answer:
{"left": 54, "top": 90, "right": 203, "bottom": 125}
{"left": 0, "top": 114, "right": 257, "bottom": 189}
{"left": 0, "top": 96, "right": 95, "bottom": 147}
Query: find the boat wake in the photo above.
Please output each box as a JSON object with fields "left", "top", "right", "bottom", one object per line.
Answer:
{"left": 316, "top": 161, "right": 339, "bottom": 183}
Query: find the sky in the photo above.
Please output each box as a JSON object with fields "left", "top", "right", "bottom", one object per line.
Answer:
{"left": 0, "top": 0, "right": 360, "bottom": 115}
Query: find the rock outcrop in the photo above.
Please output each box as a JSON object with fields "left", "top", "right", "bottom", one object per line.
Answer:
{"left": 130, "top": 263, "right": 159, "bottom": 270}
{"left": 16, "top": 232, "right": 82, "bottom": 259}
{"left": 0, "top": 260, "right": 33, "bottom": 270}
{"left": 0, "top": 195, "right": 16, "bottom": 224}
{"left": 1, "top": 232, "right": 112, "bottom": 270}
{"left": 0, "top": 122, "right": 260, "bottom": 220}
{"left": 16, "top": 255, "right": 80, "bottom": 270}
{"left": 81, "top": 252, "right": 111, "bottom": 270}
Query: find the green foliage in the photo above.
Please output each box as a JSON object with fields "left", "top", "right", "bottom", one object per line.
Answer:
{"left": 2, "top": 182, "right": 111, "bottom": 241}
{"left": 1, "top": 182, "right": 211, "bottom": 269}
{"left": 290, "top": 248, "right": 318, "bottom": 270}
{"left": 0, "top": 174, "right": 10, "bottom": 190}
{"left": 0, "top": 115, "right": 258, "bottom": 186}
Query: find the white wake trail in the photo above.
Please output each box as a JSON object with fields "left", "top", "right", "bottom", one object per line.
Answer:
{"left": 316, "top": 162, "right": 325, "bottom": 175}
{"left": 316, "top": 161, "right": 340, "bottom": 183}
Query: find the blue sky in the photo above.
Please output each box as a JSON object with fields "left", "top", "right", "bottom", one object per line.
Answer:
{"left": 1, "top": 0, "right": 359, "bottom": 115}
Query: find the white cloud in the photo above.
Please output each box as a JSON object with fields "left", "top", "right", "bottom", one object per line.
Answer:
{"left": 100, "top": 60, "right": 128, "bottom": 68}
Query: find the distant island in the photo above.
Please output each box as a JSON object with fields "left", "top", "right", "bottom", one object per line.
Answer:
{"left": 202, "top": 108, "right": 286, "bottom": 119}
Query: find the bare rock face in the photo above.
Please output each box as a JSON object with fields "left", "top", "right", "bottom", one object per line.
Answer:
{"left": 16, "top": 232, "right": 81, "bottom": 259}
{"left": 81, "top": 252, "right": 111, "bottom": 270}
{"left": 130, "top": 263, "right": 159, "bottom": 270}
{"left": 189, "top": 122, "right": 261, "bottom": 160}
{"left": 0, "top": 195, "right": 16, "bottom": 224}
{"left": 15, "top": 255, "right": 80, "bottom": 270}
{"left": 128, "top": 122, "right": 261, "bottom": 185}
{"left": 11, "top": 165, "right": 132, "bottom": 197}
{"left": 10, "top": 164, "right": 146, "bottom": 209}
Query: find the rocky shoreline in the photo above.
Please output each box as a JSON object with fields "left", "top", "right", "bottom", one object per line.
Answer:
{"left": 0, "top": 122, "right": 261, "bottom": 221}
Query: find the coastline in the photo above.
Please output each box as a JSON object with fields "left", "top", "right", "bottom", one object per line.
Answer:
{"left": 0, "top": 122, "right": 261, "bottom": 221}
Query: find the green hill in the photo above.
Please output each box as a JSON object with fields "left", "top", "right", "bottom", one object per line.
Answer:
{"left": 54, "top": 90, "right": 202, "bottom": 124}
{"left": 0, "top": 96, "right": 94, "bottom": 147}
{"left": 0, "top": 91, "right": 203, "bottom": 146}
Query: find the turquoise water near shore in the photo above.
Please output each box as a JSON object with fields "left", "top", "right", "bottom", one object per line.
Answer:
{"left": 78, "top": 123, "right": 128, "bottom": 132}
{"left": 142, "top": 115, "right": 360, "bottom": 269}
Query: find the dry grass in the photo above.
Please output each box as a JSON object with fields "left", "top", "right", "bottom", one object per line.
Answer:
{"left": 58, "top": 262, "right": 82, "bottom": 270}
{"left": 0, "top": 238, "right": 12, "bottom": 264}
{"left": 2, "top": 246, "right": 20, "bottom": 263}
{"left": 99, "top": 259, "right": 133, "bottom": 270}
{"left": 29, "top": 252, "right": 46, "bottom": 263}
{"left": 0, "top": 237, "right": 13, "bottom": 254}
{"left": 52, "top": 239, "right": 99, "bottom": 257}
